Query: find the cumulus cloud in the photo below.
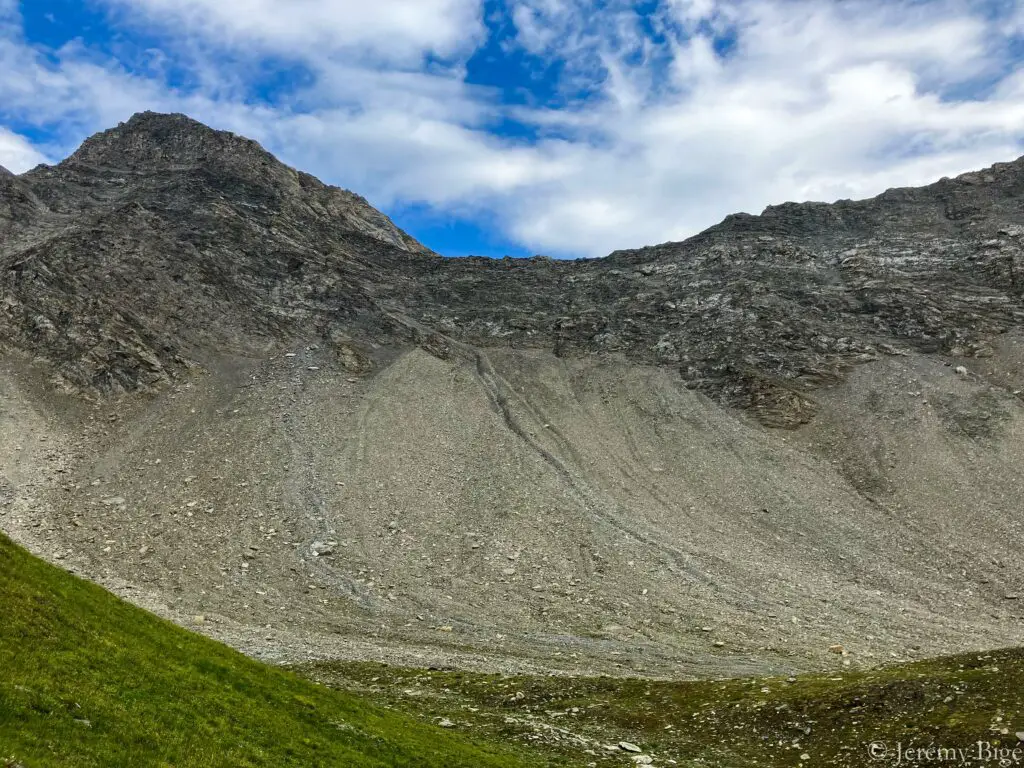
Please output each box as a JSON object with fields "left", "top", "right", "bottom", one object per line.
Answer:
{"left": 488, "top": 0, "right": 1024, "bottom": 254}
{"left": 0, "top": 127, "right": 49, "bottom": 172}
{"left": 0, "top": 0, "right": 1021, "bottom": 256}
{"left": 101, "top": 0, "right": 484, "bottom": 64}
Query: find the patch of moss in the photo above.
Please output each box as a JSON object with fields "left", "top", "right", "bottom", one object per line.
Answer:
{"left": 304, "top": 648, "right": 1024, "bottom": 767}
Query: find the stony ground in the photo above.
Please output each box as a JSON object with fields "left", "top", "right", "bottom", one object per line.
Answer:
{"left": 298, "top": 647, "right": 1024, "bottom": 768}
{"left": 2, "top": 336, "right": 1022, "bottom": 677}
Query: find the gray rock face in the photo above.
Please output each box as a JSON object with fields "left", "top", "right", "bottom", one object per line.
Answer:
{"left": 2, "top": 112, "right": 1023, "bottom": 426}
{"left": 0, "top": 113, "right": 435, "bottom": 393}
{"left": 3, "top": 112, "right": 1022, "bottom": 427}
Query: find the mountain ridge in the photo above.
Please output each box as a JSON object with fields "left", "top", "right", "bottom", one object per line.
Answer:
{"left": 1, "top": 112, "right": 1023, "bottom": 678}
{"left": 3, "top": 113, "right": 1022, "bottom": 426}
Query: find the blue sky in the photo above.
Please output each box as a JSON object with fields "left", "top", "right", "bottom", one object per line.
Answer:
{"left": 1, "top": 0, "right": 1022, "bottom": 258}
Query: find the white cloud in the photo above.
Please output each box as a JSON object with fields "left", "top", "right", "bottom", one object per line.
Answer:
{"left": 101, "top": 0, "right": 484, "bottom": 64}
{"left": 0, "top": 0, "right": 1021, "bottom": 257}
{"left": 0, "top": 127, "right": 49, "bottom": 172}
{"left": 477, "top": 0, "right": 1024, "bottom": 254}
{"left": 667, "top": 0, "right": 719, "bottom": 24}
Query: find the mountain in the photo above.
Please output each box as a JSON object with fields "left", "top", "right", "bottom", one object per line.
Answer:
{"left": 2, "top": 112, "right": 433, "bottom": 394}
{"left": 1, "top": 112, "right": 1023, "bottom": 678}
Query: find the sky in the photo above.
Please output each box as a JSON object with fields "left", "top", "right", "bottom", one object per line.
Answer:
{"left": 0, "top": 1, "right": 1022, "bottom": 258}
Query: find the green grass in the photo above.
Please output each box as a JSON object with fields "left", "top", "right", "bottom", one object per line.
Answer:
{"left": 304, "top": 648, "right": 1024, "bottom": 767}
{"left": 3, "top": 530, "right": 1022, "bottom": 768}
{"left": 0, "top": 534, "right": 533, "bottom": 768}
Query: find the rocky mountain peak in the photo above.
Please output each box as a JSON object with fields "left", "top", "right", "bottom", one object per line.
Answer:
{"left": 64, "top": 111, "right": 273, "bottom": 173}
{"left": 15, "top": 111, "right": 431, "bottom": 258}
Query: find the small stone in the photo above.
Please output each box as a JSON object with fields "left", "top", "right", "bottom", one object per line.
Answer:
{"left": 1005, "top": 594, "right": 1021, "bottom": 600}
{"left": 828, "top": 644, "right": 845, "bottom": 654}
{"left": 632, "top": 756, "right": 653, "bottom": 765}
{"left": 310, "top": 541, "right": 334, "bottom": 557}
{"left": 800, "top": 753, "right": 810, "bottom": 761}
{"left": 955, "top": 365, "right": 969, "bottom": 376}
{"left": 438, "top": 718, "right": 455, "bottom": 728}
{"left": 1015, "top": 731, "right": 1024, "bottom": 742}
{"left": 619, "top": 742, "right": 642, "bottom": 753}
{"left": 713, "top": 641, "right": 725, "bottom": 647}
{"left": 193, "top": 615, "right": 205, "bottom": 624}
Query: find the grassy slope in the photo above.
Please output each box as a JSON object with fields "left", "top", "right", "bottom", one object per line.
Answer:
{"left": 2, "top": 528, "right": 1022, "bottom": 768}
{"left": 0, "top": 534, "right": 533, "bottom": 768}
{"left": 305, "top": 650, "right": 1024, "bottom": 767}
